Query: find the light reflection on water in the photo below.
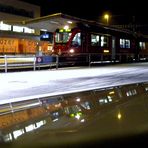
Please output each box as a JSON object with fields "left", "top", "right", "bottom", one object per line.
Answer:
{"left": 0, "top": 82, "right": 148, "bottom": 146}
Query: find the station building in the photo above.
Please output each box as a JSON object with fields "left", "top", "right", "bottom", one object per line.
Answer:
{"left": 0, "top": 0, "right": 52, "bottom": 55}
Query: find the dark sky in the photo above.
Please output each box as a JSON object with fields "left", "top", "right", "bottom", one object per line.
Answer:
{"left": 22, "top": 0, "right": 146, "bottom": 22}
{"left": 22, "top": 0, "right": 148, "bottom": 33}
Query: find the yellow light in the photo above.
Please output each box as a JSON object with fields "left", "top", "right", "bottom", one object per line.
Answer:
{"left": 117, "top": 112, "right": 122, "bottom": 120}
{"left": 104, "top": 14, "right": 109, "bottom": 20}
{"left": 109, "top": 91, "right": 115, "bottom": 95}
{"left": 104, "top": 13, "right": 110, "bottom": 25}
{"left": 104, "top": 50, "right": 109, "bottom": 53}
{"left": 59, "top": 29, "right": 63, "bottom": 32}
{"left": 64, "top": 25, "right": 69, "bottom": 30}
{"left": 70, "top": 114, "right": 75, "bottom": 117}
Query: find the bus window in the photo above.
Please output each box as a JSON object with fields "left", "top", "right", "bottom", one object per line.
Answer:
{"left": 101, "top": 36, "right": 108, "bottom": 47}
{"left": 120, "top": 39, "right": 130, "bottom": 48}
{"left": 91, "top": 34, "right": 100, "bottom": 46}
{"left": 71, "top": 33, "right": 81, "bottom": 47}
{"left": 55, "top": 32, "right": 71, "bottom": 43}
{"left": 139, "top": 42, "right": 146, "bottom": 50}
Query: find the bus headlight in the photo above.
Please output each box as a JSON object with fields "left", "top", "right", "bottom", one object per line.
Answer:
{"left": 69, "top": 49, "right": 75, "bottom": 53}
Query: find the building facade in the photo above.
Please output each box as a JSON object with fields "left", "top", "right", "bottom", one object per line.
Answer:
{"left": 0, "top": 1, "right": 52, "bottom": 55}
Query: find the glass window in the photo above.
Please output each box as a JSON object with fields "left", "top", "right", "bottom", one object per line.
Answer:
{"left": 139, "top": 42, "right": 146, "bottom": 50}
{"left": 55, "top": 32, "right": 71, "bottom": 43}
{"left": 0, "top": 21, "right": 11, "bottom": 31}
{"left": 72, "top": 32, "right": 81, "bottom": 46}
{"left": 120, "top": 39, "right": 130, "bottom": 48}
{"left": 101, "top": 36, "right": 108, "bottom": 47}
{"left": 91, "top": 34, "right": 100, "bottom": 46}
{"left": 24, "top": 27, "right": 35, "bottom": 34}
{"left": 13, "top": 26, "right": 24, "bottom": 32}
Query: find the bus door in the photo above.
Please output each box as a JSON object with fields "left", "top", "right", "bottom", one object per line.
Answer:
{"left": 70, "top": 32, "right": 81, "bottom": 54}
{"left": 81, "top": 31, "right": 88, "bottom": 53}
{"left": 112, "top": 36, "right": 116, "bottom": 61}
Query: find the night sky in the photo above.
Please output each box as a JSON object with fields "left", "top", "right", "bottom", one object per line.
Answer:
{"left": 22, "top": 0, "right": 148, "bottom": 33}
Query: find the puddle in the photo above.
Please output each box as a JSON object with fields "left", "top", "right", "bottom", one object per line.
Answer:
{"left": 0, "top": 82, "right": 148, "bottom": 147}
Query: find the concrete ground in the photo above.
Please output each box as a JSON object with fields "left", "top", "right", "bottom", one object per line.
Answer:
{"left": 1, "top": 62, "right": 148, "bottom": 104}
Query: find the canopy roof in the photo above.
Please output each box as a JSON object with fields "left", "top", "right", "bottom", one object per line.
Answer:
{"left": 23, "top": 13, "right": 89, "bottom": 32}
{"left": 4, "top": 12, "right": 138, "bottom": 36}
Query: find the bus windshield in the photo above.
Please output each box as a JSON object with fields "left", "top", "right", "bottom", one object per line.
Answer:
{"left": 55, "top": 32, "right": 72, "bottom": 43}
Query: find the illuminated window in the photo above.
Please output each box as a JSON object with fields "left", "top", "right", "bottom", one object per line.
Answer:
{"left": 72, "top": 32, "right": 81, "bottom": 46}
{"left": 55, "top": 32, "right": 71, "bottom": 43}
{"left": 13, "top": 129, "right": 24, "bottom": 139}
{"left": 139, "top": 42, "right": 146, "bottom": 50}
{"left": 0, "top": 21, "right": 11, "bottom": 31}
{"left": 91, "top": 34, "right": 100, "bottom": 46}
{"left": 101, "top": 36, "right": 108, "bottom": 47}
{"left": 24, "top": 27, "right": 35, "bottom": 33}
{"left": 13, "top": 25, "right": 24, "bottom": 32}
{"left": 120, "top": 39, "right": 130, "bottom": 48}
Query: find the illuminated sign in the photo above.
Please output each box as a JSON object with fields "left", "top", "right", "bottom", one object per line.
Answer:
{"left": 59, "top": 28, "right": 71, "bottom": 32}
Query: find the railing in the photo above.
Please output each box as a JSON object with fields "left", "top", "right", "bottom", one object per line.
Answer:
{"left": 0, "top": 55, "right": 57, "bottom": 72}
{"left": 0, "top": 53, "right": 148, "bottom": 73}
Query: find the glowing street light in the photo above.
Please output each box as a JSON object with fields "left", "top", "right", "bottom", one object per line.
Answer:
{"left": 104, "top": 14, "right": 110, "bottom": 25}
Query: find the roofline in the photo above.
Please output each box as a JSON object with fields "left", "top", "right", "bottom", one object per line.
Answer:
{"left": 23, "top": 13, "right": 62, "bottom": 24}
{"left": 23, "top": 12, "right": 90, "bottom": 25}
{"left": 4, "top": 12, "right": 141, "bottom": 36}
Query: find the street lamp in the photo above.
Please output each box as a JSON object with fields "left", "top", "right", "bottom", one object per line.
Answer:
{"left": 104, "top": 14, "right": 110, "bottom": 25}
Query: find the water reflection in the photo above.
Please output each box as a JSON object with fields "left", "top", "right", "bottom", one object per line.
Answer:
{"left": 1, "top": 82, "right": 148, "bottom": 146}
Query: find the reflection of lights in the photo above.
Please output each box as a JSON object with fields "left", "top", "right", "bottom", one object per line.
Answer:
{"left": 4, "top": 133, "right": 13, "bottom": 142}
{"left": 80, "top": 119, "right": 85, "bottom": 123}
{"left": 145, "top": 87, "right": 148, "bottom": 91}
{"left": 25, "top": 124, "right": 34, "bottom": 132}
{"left": 53, "top": 118, "right": 59, "bottom": 122}
{"left": 99, "top": 98, "right": 108, "bottom": 104}
{"left": 67, "top": 21, "right": 72, "bottom": 24}
{"left": 117, "top": 112, "right": 122, "bottom": 120}
{"left": 25, "top": 120, "right": 46, "bottom": 132}
{"left": 75, "top": 112, "right": 82, "bottom": 120}
{"left": 55, "top": 103, "right": 61, "bottom": 108}
{"left": 76, "top": 97, "right": 81, "bottom": 102}
{"left": 80, "top": 101, "right": 91, "bottom": 110}
{"left": 70, "top": 113, "right": 75, "bottom": 117}
{"left": 36, "top": 120, "right": 45, "bottom": 128}
{"left": 75, "top": 114, "right": 81, "bottom": 120}
{"left": 126, "top": 89, "right": 137, "bottom": 96}
{"left": 109, "top": 91, "right": 115, "bottom": 95}
{"left": 13, "top": 129, "right": 24, "bottom": 139}
{"left": 107, "top": 96, "right": 112, "bottom": 102}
